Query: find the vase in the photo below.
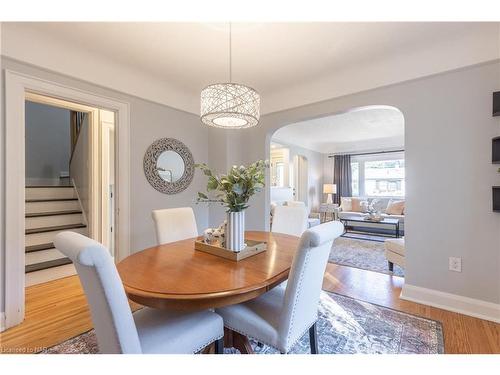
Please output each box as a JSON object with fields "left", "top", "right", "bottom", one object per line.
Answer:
{"left": 226, "top": 210, "right": 245, "bottom": 252}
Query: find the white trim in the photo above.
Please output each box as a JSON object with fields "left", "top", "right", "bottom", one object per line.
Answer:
{"left": 71, "top": 178, "right": 88, "bottom": 226}
{"left": 0, "top": 312, "right": 6, "bottom": 332}
{"left": 401, "top": 284, "right": 500, "bottom": 324}
{"left": 4, "top": 70, "right": 131, "bottom": 330}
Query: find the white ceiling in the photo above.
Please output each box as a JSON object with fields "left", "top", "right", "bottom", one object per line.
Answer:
{"left": 2, "top": 22, "right": 499, "bottom": 114}
{"left": 272, "top": 106, "right": 404, "bottom": 154}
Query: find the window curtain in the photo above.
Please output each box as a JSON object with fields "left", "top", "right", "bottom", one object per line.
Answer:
{"left": 333, "top": 154, "right": 352, "bottom": 204}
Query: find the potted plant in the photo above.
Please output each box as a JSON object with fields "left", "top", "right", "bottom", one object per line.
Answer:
{"left": 196, "top": 160, "right": 267, "bottom": 251}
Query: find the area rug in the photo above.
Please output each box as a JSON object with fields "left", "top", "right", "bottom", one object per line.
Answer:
{"left": 330, "top": 237, "right": 405, "bottom": 277}
{"left": 42, "top": 291, "right": 443, "bottom": 354}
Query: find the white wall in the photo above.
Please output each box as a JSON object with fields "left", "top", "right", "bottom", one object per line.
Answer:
{"left": 231, "top": 61, "right": 500, "bottom": 309}
{"left": 25, "top": 101, "right": 71, "bottom": 183}
{"left": 0, "top": 22, "right": 4, "bottom": 329}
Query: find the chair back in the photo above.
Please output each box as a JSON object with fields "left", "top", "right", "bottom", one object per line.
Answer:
{"left": 152, "top": 207, "right": 198, "bottom": 245}
{"left": 54, "top": 231, "right": 142, "bottom": 354}
{"left": 271, "top": 205, "right": 308, "bottom": 237}
{"left": 278, "top": 220, "right": 344, "bottom": 351}
{"left": 286, "top": 200, "right": 306, "bottom": 207}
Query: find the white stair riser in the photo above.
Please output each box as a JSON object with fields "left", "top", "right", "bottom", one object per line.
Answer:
{"left": 25, "top": 264, "right": 76, "bottom": 287}
{"left": 26, "top": 187, "right": 76, "bottom": 200}
{"left": 26, "top": 213, "right": 84, "bottom": 230}
{"left": 26, "top": 248, "right": 66, "bottom": 265}
{"left": 26, "top": 200, "right": 80, "bottom": 214}
{"left": 25, "top": 227, "right": 88, "bottom": 247}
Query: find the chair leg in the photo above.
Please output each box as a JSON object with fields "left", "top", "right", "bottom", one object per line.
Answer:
{"left": 388, "top": 261, "right": 394, "bottom": 272}
{"left": 309, "top": 322, "right": 318, "bottom": 354}
{"left": 214, "top": 337, "right": 224, "bottom": 354}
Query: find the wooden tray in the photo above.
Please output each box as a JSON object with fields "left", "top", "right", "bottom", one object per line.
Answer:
{"left": 194, "top": 239, "right": 267, "bottom": 261}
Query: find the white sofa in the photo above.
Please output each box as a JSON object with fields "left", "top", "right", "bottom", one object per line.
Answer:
{"left": 337, "top": 197, "right": 405, "bottom": 232}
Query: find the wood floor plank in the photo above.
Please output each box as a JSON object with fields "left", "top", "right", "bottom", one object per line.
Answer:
{"left": 1, "top": 264, "right": 499, "bottom": 354}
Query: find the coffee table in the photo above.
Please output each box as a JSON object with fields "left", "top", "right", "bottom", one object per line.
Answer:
{"left": 339, "top": 215, "right": 401, "bottom": 239}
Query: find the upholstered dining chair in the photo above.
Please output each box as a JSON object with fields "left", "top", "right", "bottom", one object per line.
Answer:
{"left": 271, "top": 205, "right": 309, "bottom": 237}
{"left": 216, "top": 220, "right": 344, "bottom": 354}
{"left": 54, "top": 231, "right": 224, "bottom": 354}
{"left": 152, "top": 207, "right": 198, "bottom": 245}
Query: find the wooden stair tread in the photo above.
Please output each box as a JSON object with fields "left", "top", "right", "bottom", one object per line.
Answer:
{"left": 26, "top": 210, "right": 82, "bottom": 218}
{"left": 26, "top": 223, "right": 86, "bottom": 235}
{"left": 26, "top": 198, "right": 78, "bottom": 202}
{"left": 25, "top": 258, "right": 72, "bottom": 273}
{"left": 25, "top": 243, "right": 55, "bottom": 253}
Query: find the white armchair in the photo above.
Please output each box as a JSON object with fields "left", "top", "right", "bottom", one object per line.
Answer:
{"left": 216, "top": 220, "right": 344, "bottom": 354}
{"left": 152, "top": 207, "right": 198, "bottom": 245}
{"left": 54, "top": 231, "right": 224, "bottom": 354}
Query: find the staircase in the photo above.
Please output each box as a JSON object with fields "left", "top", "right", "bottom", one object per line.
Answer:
{"left": 25, "top": 185, "right": 88, "bottom": 286}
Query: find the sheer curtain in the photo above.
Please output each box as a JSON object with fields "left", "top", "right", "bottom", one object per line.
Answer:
{"left": 333, "top": 155, "right": 352, "bottom": 204}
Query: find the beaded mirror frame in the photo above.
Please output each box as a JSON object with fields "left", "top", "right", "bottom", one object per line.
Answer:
{"left": 143, "top": 138, "right": 195, "bottom": 194}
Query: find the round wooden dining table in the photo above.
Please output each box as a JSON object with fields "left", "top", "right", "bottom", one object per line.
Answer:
{"left": 117, "top": 230, "right": 300, "bottom": 353}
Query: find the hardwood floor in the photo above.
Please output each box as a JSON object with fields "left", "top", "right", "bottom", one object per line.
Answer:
{"left": 1, "top": 264, "right": 499, "bottom": 354}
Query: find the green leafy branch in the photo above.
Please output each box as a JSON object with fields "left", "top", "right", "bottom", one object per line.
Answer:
{"left": 195, "top": 160, "right": 268, "bottom": 212}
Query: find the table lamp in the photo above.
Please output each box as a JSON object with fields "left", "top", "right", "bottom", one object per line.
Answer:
{"left": 323, "top": 184, "right": 337, "bottom": 204}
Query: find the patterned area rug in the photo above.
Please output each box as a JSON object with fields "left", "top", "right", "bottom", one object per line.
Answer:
{"left": 43, "top": 291, "right": 442, "bottom": 354}
{"left": 330, "top": 237, "right": 405, "bottom": 277}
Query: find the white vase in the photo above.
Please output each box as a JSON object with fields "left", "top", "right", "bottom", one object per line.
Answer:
{"left": 226, "top": 210, "right": 245, "bottom": 252}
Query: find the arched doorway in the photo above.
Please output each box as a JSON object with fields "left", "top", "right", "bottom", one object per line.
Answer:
{"left": 268, "top": 105, "right": 405, "bottom": 277}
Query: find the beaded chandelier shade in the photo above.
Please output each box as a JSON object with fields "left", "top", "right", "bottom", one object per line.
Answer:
{"left": 200, "top": 23, "right": 261, "bottom": 129}
{"left": 200, "top": 83, "right": 260, "bottom": 129}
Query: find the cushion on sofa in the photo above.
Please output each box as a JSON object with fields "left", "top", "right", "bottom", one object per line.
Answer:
{"left": 340, "top": 197, "right": 352, "bottom": 211}
{"left": 386, "top": 200, "right": 405, "bottom": 215}
{"left": 385, "top": 238, "right": 405, "bottom": 256}
{"left": 351, "top": 198, "right": 368, "bottom": 212}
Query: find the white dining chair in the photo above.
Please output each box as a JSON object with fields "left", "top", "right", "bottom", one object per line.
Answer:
{"left": 271, "top": 205, "right": 308, "bottom": 237}
{"left": 216, "top": 220, "right": 344, "bottom": 354}
{"left": 54, "top": 231, "right": 224, "bottom": 354}
{"left": 152, "top": 207, "right": 198, "bottom": 245}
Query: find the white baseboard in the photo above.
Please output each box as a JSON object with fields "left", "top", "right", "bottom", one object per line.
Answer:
{"left": 401, "top": 284, "right": 500, "bottom": 324}
{"left": 0, "top": 312, "right": 6, "bottom": 332}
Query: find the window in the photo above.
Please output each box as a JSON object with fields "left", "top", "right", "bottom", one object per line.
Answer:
{"left": 350, "top": 161, "right": 359, "bottom": 196}
{"left": 350, "top": 153, "right": 405, "bottom": 197}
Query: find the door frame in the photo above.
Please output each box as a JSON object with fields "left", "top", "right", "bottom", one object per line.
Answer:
{"left": 4, "top": 70, "right": 131, "bottom": 330}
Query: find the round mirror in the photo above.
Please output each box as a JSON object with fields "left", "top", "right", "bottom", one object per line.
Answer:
{"left": 143, "top": 138, "right": 194, "bottom": 194}
{"left": 156, "top": 150, "right": 185, "bottom": 183}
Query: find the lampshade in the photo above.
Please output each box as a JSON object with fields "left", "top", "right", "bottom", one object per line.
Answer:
{"left": 323, "top": 184, "right": 337, "bottom": 194}
{"left": 200, "top": 83, "right": 260, "bottom": 129}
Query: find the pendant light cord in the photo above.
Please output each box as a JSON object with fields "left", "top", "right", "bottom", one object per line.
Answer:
{"left": 229, "top": 22, "right": 232, "bottom": 83}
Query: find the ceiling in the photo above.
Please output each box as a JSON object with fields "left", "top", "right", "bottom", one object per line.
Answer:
{"left": 272, "top": 106, "right": 404, "bottom": 154}
{"left": 3, "top": 22, "right": 499, "bottom": 114}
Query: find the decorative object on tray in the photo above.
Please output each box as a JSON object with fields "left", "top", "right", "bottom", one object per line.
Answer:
{"left": 196, "top": 160, "right": 267, "bottom": 251}
{"left": 364, "top": 211, "right": 384, "bottom": 222}
{"left": 203, "top": 221, "right": 226, "bottom": 246}
{"left": 195, "top": 238, "right": 267, "bottom": 261}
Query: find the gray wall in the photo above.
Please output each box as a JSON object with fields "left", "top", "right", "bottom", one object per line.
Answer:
{"left": 25, "top": 101, "right": 71, "bottom": 183}
{"left": 0, "top": 57, "right": 210, "bottom": 313}
{"left": 224, "top": 61, "right": 500, "bottom": 305}
{"left": 69, "top": 115, "right": 90, "bottom": 220}
{"left": 270, "top": 140, "right": 324, "bottom": 211}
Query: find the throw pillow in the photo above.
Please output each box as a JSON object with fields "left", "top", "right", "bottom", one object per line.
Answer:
{"left": 340, "top": 197, "right": 352, "bottom": 211}
{"left": 351, "top": 198, "right": 368, "bottom": 212}
{"left": 386, "top": 200, "right": 405, "bottom": 215}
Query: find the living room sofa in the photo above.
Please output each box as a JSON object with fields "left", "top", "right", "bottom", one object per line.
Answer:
{"left": 336, "top": 197, "right": 405, "bottom": 233}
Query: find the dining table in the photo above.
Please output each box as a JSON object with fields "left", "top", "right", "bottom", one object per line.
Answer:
{"left": 117, "top": 230, "right": 300, "bottom": 354}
